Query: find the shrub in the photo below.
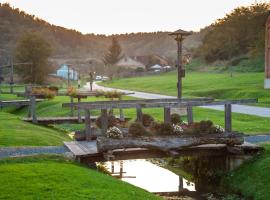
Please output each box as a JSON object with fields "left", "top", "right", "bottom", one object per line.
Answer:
{"left": 128, "top": 122, "right": 147, "bottom": 136}
{"left": 95, "top": 89, "right": 105, "bottom": 97}
{"left": 149, "top": 121, "right": 162, "bottom": 134}
{"left": 170, "top": 113, "right": 182, "bottom": 124}
{"left": 67, "top": 86, "right": 77, "bottom": 97}
{"left": 159, "top": 123, "right": 174, "bottom": 135}
{"left": 104, "top": 90, "right": 122, "bottom": 99}
{"left": 96, "top": 115, "right": 118, "bottom": 129}
{"left": 48, "top": 86, "right": 59, "bottom": 92}
{"left": 31, "top": 87, "right": 56, "bottom": 99}
{"left": 141, "top": 114, "right": 154, "bottom": 127}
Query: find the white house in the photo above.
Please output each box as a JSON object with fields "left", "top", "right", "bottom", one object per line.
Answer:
{"left": 56, "top": 64, "right": 78, "bottom": 80}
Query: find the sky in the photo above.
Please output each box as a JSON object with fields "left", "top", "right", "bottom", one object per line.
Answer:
{"left": 0, "top": 0, "right": 266, "bottom": 35}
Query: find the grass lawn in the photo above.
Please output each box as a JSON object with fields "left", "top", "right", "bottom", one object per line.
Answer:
{"left": 0, "top": 112, "right": 70, "bottom": 146}
{"left": 100, "top": 71, "right": 270, "bottom": 107}
{"left": 222, "top": 143, "right": 270, "bottom": 200}
{"left": 0, "top": 155, "right": 159, "bottom": 200}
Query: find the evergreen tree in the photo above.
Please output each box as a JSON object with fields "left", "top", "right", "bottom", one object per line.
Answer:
{"left": 103, "top": 37, "right": 122, "bottom": 80}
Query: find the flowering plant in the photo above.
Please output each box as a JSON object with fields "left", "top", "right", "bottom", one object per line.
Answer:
{"left": 173, "top": 124, "right": 184, "bottom": 135}
{"left": 106, "top": 126, "right": 123, "bottom": 139}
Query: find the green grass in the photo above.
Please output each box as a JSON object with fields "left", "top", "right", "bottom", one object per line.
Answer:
{"left": 222, "top": 143, "right": 270, "bottom": 200}
{"left": 100, "top": 71, "right": 270, "bottom": 107}
{"left": 0, "top": 155, "right": 159, "bottom": 200}
{"left": 0, "top": 112, "right": 70, "bottom": 146}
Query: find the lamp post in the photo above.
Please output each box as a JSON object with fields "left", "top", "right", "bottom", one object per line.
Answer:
{"left": 169, "top": 29, "right": 192, "bottom": 99}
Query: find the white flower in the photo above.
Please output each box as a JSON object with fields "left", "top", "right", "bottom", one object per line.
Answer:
{"left": 173, "top": 124, "right": 184, "bottom": 135}
{"left": 106, "top": 126, "right": 123, "bottom": 139}
{"left": 214, "top": 125, "right": 225, "bottom": 133}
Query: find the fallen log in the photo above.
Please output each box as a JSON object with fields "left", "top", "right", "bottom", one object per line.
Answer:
{"left": 96, "top": 133, "right": 244, "bottom": 152}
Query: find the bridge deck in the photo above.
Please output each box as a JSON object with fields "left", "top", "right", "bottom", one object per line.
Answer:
{"left": 0, "top": 99, "right": 43, "bottom": 108}
{"left": 64, "top": 140, "right": 263, "bottom": 162}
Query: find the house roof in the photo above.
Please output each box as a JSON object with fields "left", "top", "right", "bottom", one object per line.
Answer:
{"left": 169, "top": 29, "right": 192, "bottom": 36}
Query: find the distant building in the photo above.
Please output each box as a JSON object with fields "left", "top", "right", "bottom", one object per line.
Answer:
{"left": 56, "top": 64, "right": 78, "bottom": 80}
{"left": 132, "top": 54, "right": 169, "bottom": 67}
{"left": 116, "top": 55, "right": 145, "bottom": 69}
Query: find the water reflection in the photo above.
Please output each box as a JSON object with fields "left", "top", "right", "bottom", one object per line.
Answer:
{"left": 105, "top": 159, "right": 195, "bottom": 193}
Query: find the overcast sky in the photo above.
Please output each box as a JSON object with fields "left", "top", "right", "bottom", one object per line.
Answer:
{"left": 1, "top": 0, "right": 266, "bottom": 35}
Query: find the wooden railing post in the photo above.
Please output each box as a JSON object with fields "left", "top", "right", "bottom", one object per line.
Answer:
{"left": 164, "top": 107, "right": 171, "bottom": 123}
{"left": 30, "top": 95, "right": 37, "bottom": 124}
{"left": 70, "top": 96, "right": 74, "bottom": 117}
{"left": 119, "top": 96, "right": 124, "bottom": 121}
{"left": 136, "top": 106, "right": 143, "bottom": 123}
{"left": 225, "top": 104, "right": 232, "bottom": 132}
{"left": 187, "top": 106, "right": 193, "bottom": 125}
{"left": 77, "top": 97, "right": 82, "bottom": 123}
{"left": 85, "top": 109, "right": 92, "bottom": 140}
{"left": 101, "top": 109, "right": 108, "bottom": 134}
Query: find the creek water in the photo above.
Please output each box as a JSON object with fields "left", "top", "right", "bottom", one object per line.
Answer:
{"left": 105, "top": 159, "right": 195, "bottom": 193}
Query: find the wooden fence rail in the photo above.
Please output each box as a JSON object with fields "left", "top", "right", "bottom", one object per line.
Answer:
{"left": 62, "top": 98, "right": 258, "bottom": 141}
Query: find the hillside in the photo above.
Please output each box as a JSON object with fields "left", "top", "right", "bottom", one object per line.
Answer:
{"left": 0, "top": 3, "right": 204, "bottom": 62}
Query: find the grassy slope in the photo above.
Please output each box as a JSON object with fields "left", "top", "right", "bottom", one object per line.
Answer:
{"left": 100, "top": 71, "right": 270, "bottom": 106}
{"left": 223, "top": 143, "right": 270, "bottom": 200}
{"left": 0, "top": 112, "right": 70, "bottom": 146}
{"left": 0, "top": 155, "right": 159, "bottom": 200}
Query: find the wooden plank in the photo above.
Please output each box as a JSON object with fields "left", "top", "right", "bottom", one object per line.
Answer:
{"left": 70, "top": 96, "right": 74, "bottom": 117}
{"left": 63, "top": 98, "right": 257, "bottom": 110}
{"left": 225, "top": 104, "right": 232, "bottom": 132}
{"left": 64, "top": 141, "right": 98, "bottom": 156}
{"left": 187, "top": 106, "right": 193, "bottom": 125}
{"left": 136, "top": 107, "right": 143, "bottom": 123}
{"left": 77, "top": 97, "right": 82, "bottom": 123}
{"left": 62, "top": 97, "right": 214, "bottom": 108}
{"left": 30, "top": 96, "right": 37, "bottom": 124}
{"left": 101, "top": 109, "right": 108, "bottom": 134}
{"left": 164, "top": 107, "right": 171, "bottom": 123}
{"left": 85, "top": 109, "right": 92, "bottom": 140}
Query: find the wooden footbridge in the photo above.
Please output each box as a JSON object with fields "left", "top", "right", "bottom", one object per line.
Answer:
{"left": 63, "top": 97, "right": 263, "bottom": 165}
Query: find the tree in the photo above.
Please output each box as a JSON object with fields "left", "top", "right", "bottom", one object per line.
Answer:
{"left": 103, "top": 37, "right": 122, "bottom": 80}
{"left": 15, "top": 32, "right": 52, "bottom": 84}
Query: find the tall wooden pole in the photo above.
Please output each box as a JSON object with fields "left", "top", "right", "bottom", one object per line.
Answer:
{"left": 176, "top": 35, "right": 183, "bottom": 99}
{"left": 10, "top": 56, "right": 14, "bottom": 94}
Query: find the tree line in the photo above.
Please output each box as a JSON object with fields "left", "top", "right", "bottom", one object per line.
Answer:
{"left": 195, "top": 3, "right": 270, "bottom": 65}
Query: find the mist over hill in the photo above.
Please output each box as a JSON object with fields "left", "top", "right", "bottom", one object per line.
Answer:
{"left": 0, "top": 3, "right": 205, "bottom": 63}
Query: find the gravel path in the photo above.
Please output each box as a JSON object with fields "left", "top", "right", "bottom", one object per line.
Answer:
{"left": 0, "top": 146, "right": 69, "bottom": 158}
{"left": 88, "top": 82, "right": 270, "bottom": 118}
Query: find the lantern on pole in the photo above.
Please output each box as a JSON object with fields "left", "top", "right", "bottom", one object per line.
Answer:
{"left": 169, "top": 29, "right": 192, "bottom": 99}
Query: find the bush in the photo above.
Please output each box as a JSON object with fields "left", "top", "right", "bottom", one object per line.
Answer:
{"left": 128, "top": 122, "right": 147, "bottom": 136}
{"left": 31, "top": 87, "right": 56, "bottom": 99}
{"left": 104, "top": 90, "right": 122, "bottom": 99}
{"left": 67, "top": 87, "right": 77, "bottom": 97}
{"left": 48, "top": 86, "right": 59, "bottom": 92}
{"left": 159, "top": 123, "right": 174, "bottom": 135}
{"left": 170, "top": 113, "right": 182, "bottom": 124}
{"left": 141, "top": 114, "right": 154, "bottom": 127}
{"left": 96, "top": 115, "right": 118, "bottom": 129}
{"left": 149, "top": 122, "right": 174, "bottom": 135}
